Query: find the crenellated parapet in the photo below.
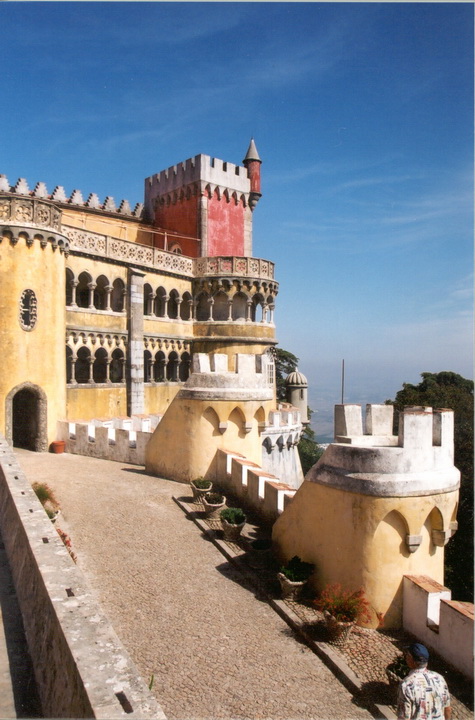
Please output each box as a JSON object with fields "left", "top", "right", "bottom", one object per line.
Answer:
{"left": 144, "top": 154, "right": 253, "bottom": 220}
{"left": 0, "top": 174, "right": 143, "bottom": 217}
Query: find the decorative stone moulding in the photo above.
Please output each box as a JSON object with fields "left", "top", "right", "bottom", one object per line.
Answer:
{"left": 405, "top": 534, "right": 423, "bottom": 553}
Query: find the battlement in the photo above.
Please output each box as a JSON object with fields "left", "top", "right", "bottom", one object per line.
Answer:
{"left": 0, "top": 174, "right": 143, "bottom": 218}
{"left": 334, "top": 403, "right": 454, "bottom": 452}
{"left": 191, "top": 352, "right": 272, "bottom": 377}
{"left": 145, "top": 154, "right": 251, "bottom": 199}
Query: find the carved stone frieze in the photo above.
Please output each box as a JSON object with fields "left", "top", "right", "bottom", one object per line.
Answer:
{"left": 0, "top": 195, "right": 62, "bottom": 231}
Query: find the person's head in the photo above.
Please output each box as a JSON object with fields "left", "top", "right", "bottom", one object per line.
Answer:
{"left": 405, "top": 643, "right": 429, "bottom": 669}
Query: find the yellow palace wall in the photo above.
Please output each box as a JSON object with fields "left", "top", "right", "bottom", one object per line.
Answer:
{"left": 272, "top": 481, "right": 459, "bottom": 628}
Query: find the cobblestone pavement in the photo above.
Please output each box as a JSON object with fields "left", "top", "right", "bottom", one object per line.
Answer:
{"left": 16, "top": 450, "right": 374, "bottom": 720}
{"left": 182, "top": 500, "right": 473, "bottom": 720}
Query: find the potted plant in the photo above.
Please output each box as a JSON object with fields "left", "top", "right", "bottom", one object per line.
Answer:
{"left": 220, "top": 507, "right": 246, "bottom": 542}
{"left": 386, "top": 654, "right": 409, "bottom": 688}
{"left": 201, "top": 492, "right": 226, "bottom": 518}
{"left": 278, "top": 556, "right": 314, "bottom": 600}
{"left": 32, "top": 482, "right": 60, "bottom": 522}
{"left": 313, "top": 583, "right": 371, "bottom": 645}
{"left": 190, "top": 476, "right": 213, "bottom": 502}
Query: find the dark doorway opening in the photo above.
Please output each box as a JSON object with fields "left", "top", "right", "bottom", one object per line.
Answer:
{"left": 12, "top": 389, "right": 39, "bottom": 450}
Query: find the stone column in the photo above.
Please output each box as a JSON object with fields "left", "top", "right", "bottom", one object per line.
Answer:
{"left": 70, "top": 280, "right": 78, "bottom": 307}
{"left": 104, "top": 285, "right": 112, "bottom": 312}
{"left": 87, "top": 282, "right": 96, "bottom": 310}
{"left": 127, "top": 269, "right": 145, "bottom": 415}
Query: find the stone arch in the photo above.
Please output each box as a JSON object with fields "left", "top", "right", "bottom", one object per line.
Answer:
{"left": 196, "top": 292, "right": 210, "bottom": 321}
{"left": 66, "top": 346, "right": 74, "bottom": 383}
{"left": 154, "top": 351, "right": 166, "bottom": 382}
{"left": 110, "top": 348, "right": 124, "bottom": 383}
{"left": 111, "top": 278, "right": 125, "bottom": 312}
{"left": 201, "top": 406, "right": 221, "bottom": 437}
{"left": 254, "top": 406, "right": 266, "bottom": 424}
{"left": 76, "top": 346, "right": 91, "bottom": 383}
{"left": 77, "top": 271, "right": 93, "bottom": 309}
{"left": 232, "top": 291, "right": 248, "bottom": 321}
{"left": 262, "top": 436, "right": 273, "bottom": 455}
{"left": 155, "top": 286, "right": 167, "bottom": 318}
{"left": 5, "top": 382, "right": 48, "bottom": 451}
{"left": 167, "top": 351, "right": 179, "bottom": 381}
{"left": 144, "top": 283, "right": 153, "bottom": 316}
{"left": 213, "top": 291, "right": 229, "bottom": 322}
{"left": 374, "top": 509, "right": 410, "bottom": 560}
{"left": 251, "top": 293, "right": 264, "bottom": 322}
{"left": 179, "top": 352, "right": 191, "bottom": 382}
{"left": 65, "top": 267, "right": 75, "bottom": 306}
{"left": 144, "top": 350, "right": 152, "bottom": 382}
{"left": 180, "top": 291, "right": 192, "bottom": 321}
{"left": 168, "top": 290, "right": 179, "bottom": 320}
{"left": 228, "top": 407, "right": 247, "bottom": 440}
{"left": 95, "top": 275, "right": 109, "bottom": 310}
{"left": 93, "top": 347, "right": 108, "bottom": 383}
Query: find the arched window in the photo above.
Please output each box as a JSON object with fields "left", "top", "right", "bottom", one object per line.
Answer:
{"left": 213, "top": 291, "right": 229, "bottom": 322}
{"left": 93, "top": 347, "right": 108, "bottom": 383}
{"left": 232, "top": 292, "right": 248, "bottom": 321}
{"left": 155, "top": 287, "right": 167, "bottom": 318}
{"left": 169, "top": 243, "right": 182, "bottom": 254}
{"left": 179, "top": 352, "right": 191, "bottom": 381}
{"left": 167, "top": 351, "right": 179, "bottom": 381}
{"left": 168, "top": 290, "right": 179, "bottom": 320}
{"left": 111, "top": 278, "right": 125, "bottom": 312}
{"left": 180, "top": 292, "right": 192, "bottom": 321}
{"left": 110, "top": 349, "right": 124, "bottom": 383}
{"left": 95, "top": 275, "right": 109, "bottom": 310}
{"left": 154, "top": 351, "right": 166, "bottom": 382}
{"left": 66, "top": 346, "right": 73, "bottom": 383}
{"left": 143, "top": 283, "right": 153, "bottom": 316}
{"left": 75, "top": 346, "right": 91, "bottom": 383}
{"left": 77, "top": 272, "right": 92, "bottom": 309}
{"left": 65, "top": 268, "right": 74, "bottom": 306}
{"left": 144, "top": 350, "right": 152, "bottom": 382}
{"left": 251, "top": 294, "right": 264, "bottom": 322}
{"left": 196, "top": 293, "right": 210, "bottom": 321}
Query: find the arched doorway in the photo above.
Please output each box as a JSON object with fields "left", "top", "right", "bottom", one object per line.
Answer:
{"left": 6, "top": 383, "right": 48, "bottom": 451}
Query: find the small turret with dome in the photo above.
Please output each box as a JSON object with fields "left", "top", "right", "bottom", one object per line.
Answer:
{"left": 285, "top": 370, "right": 309, "bottom": 425}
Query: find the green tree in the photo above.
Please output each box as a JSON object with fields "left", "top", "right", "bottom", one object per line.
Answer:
{"left": 274, "top": 348, "right": 324, "bottom": 475}
{"left": 386, "top": 371, "right": 474, "bottom": 600}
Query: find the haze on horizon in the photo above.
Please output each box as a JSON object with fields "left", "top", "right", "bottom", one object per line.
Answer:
{"left": 1, "top": 1, "right": 472, "bottom": 441}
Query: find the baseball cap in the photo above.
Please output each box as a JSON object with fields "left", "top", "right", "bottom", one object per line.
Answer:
{"left": 406, "top": 643, "right": 430, "bottom": 662}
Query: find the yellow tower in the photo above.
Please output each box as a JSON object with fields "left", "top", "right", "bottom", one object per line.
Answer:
{"left": 0, "top": 183, "right": 68, "bottom": 449}
{"left": 272, "top": 404, "right": 460, "bottom": 628}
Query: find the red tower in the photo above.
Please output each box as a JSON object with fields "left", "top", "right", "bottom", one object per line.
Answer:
{"left": 144, "top": 141, "right": 262, "bottom": 258}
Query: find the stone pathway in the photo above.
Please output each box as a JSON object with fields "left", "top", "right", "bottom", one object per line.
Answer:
{"left": 16, "top": 450, "right": 373, "bottom": 720}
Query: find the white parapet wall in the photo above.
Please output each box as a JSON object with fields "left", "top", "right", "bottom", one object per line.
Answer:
{"left": 216, "top": 448, "right": 295, "bottom": 523}
{"left": 403, "top": 575, "right": 473, "bottom": 679}
{"left": 0, "top": 435, "right": 166, "bottom": 719}
{"left": 57, "top": 415, "right": 162, "bottom": 465}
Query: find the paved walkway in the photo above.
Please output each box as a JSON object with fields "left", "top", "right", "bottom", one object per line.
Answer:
{"left": 16, "top": 450, "right": 373, "bottom": 720}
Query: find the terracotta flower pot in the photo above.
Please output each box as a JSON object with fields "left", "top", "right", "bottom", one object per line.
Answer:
{"left": 50, "top": 441, "right": 65, "bottom": 454}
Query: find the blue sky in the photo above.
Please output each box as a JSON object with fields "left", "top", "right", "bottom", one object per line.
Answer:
{"left": 1, "top": 2, "right": 473, "bottom": 440}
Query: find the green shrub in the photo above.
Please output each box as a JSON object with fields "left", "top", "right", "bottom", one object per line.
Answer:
{"left": 204, "top": 492, "right": 224, "bottom": 504}
{"left": 280, "top": 555, "right": 314, "bottom": 582}
{"left": 192, "top": 477, "right": 212, "bottom": 489}
{"left": 220, "top": 507, "right": 246, "bottom": 525}
{"left": 32, "top": 482, "right": 58, "bottom": 508}
{"left": 386, "top": 655, "right": 409, "bottom": 678}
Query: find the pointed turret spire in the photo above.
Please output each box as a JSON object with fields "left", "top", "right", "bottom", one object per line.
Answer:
{"left": 243, "top": 138, "right": 262, "bottom": 210}
{"left": 243, "top": 137, "right": 261, "bottom": 164}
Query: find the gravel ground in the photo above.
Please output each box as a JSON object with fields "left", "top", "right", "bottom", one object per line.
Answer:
{"left": 16, "top": 450, "right": 373, "bottom": 720}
